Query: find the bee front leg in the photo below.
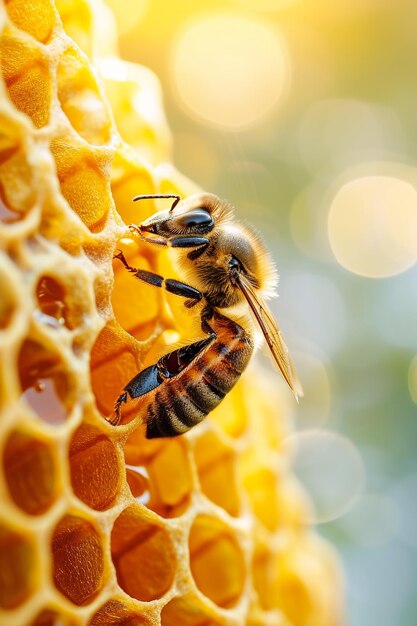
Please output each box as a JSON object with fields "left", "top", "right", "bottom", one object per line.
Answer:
{"left": 128, "top": 223, "right": 169, "bottom": 247}
{"left": 127, "top": 223, "right": 210, "bottom": 254}
{"left": 168, "top": 236, "right": 209, "bottom": 260}
{"left": 168, "top": 236, "right": 209, "bottom": 249}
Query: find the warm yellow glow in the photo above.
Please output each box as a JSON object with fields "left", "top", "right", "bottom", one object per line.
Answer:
{"left": 231, "top": 0, "right": 301, "bottom": 10}
{"left": 283, "top": 429, "right": 365, "bottom": 523}
{"left": 171, "top": 13, "right": 289, "bottom": 130}
{"left": 320, "top": 0, "right": 391, "bottom": 19}
{"left": 328, "top": 175, "right": 417, "bottom": 277}
{"left": 408, "top": 355, "right": 417, "bottom": 404}
{"left": 173, "top": 132, "right": 219, "bottom": 188}
{"left": 103, "top": 0, "right": 149, "bottom": 35}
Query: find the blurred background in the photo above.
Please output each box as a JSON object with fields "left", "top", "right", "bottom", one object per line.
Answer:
{"left": 103, "top": 1, "right": 417, "bottom": 624}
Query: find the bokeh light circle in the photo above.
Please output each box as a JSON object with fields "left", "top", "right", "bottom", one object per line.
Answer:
{"left": 283, "top": 429, "right": 365, "bottom": 524}
{"left": 171, "top": 13, "right": 289, "bottom": 130}
{"left": 328, "top": 175, "right": 417, "bottom": 277}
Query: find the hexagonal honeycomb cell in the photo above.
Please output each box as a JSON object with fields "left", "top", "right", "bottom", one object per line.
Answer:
{"left": 0, "top": 522, "right": 37, "bottom": 609}
{"left": 125, "top": 434, "right": 193, "bottom": 518}
{"left": 3, "top": 429, "right": 59, "bottom": 514}
{"left": 189, "top": 515, "right": 246, "bottom": 609}
{"left": 111, "top": 505, "right": 176, "bottom": 602}
{"left": 18, "top": 338, "right": 75, "bottom": 425}
{"left": 57, "top": 46, "right": 112, "bottom": 146}
{"left": 193, "top": 430, "right": 241, "bottom": 517}
{"left": 0, "top": 135, "right": 37, "bottom": 224}
{"left": 5, "top": 0, "right": 56, "bottom": 43}
{"left": 1, "top": 30, "right": 52, "bottom": 127}
{"left": 69, "top": 423, "right": 123, "bottom": 510}
{"left": 52, "top": 513, "right": 104, "bottom": 605}
{"left": 0, "top": 1, "right": 344, "bottom": 625}
{"left": 51, "top": 137, "right": 113, "bottom": 232}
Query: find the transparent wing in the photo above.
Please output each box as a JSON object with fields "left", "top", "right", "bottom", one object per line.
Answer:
{"left": 237, "top": 276, "right": 303, "bottom": 400}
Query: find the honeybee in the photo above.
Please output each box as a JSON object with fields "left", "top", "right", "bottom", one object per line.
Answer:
{"left": 110, "top": 193, "right": 302, "bottom": 438}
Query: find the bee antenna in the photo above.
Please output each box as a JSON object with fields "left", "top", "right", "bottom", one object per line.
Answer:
{"left": 132, "top": 194, "right": 181, "bottom": 213}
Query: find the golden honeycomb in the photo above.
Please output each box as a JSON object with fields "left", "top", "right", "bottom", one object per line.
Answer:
{"left": 0, "top": 1, "right": 344, "bottom": 625}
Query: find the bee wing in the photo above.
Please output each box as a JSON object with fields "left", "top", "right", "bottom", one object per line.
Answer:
{"left": 237, "top": 276, "right": 303, "bottom": 400}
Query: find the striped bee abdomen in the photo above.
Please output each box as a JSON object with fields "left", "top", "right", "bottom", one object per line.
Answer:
{"left": 144, "top": 311, "right": 253, "bottom": 438}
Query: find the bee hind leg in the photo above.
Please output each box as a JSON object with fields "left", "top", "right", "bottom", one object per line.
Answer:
{"left": 107, "top": 363, "right": 162, "bottom": 426}
{"left": 106, "top": 392, "right": 128, "bottom": 426}
{"left": 108, "top": 333, "right": 216, "bottom": 428}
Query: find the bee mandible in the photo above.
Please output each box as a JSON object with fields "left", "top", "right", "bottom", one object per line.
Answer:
{"left": 109, "top": 193, "right": 302, "bottom": 438}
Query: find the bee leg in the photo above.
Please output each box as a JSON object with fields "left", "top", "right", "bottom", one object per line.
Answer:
{"left": 168, "top": 236, "right": 209, "bottom": 249}
{"left": 164, "top": 278, "right": 202, "bottom": 303}
{"left": 105, "top": 391, "right": 128, "bottom": 426}
{"left": 128, "top": 224, "right": 169, "bottom": 247}
{"left": 107, "top": 392, "right": 128, "bottom": 426}
{"left": 168, "top": 236, "right": 209, "bottom": 260}
{"left": 127, "top": 229, "right": 210, "bottom": 252}
{"left": 107, "top": 363, "right": 162, "bottom": 426}
{"left": 114, "top": 250, "right": 203, "bottom": 305}
{"left": 109, "top": 334, "right": 215, "bottom": 429}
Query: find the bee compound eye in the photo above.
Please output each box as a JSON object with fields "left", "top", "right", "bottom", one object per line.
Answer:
{"left": 176, "top": 208, "right": 214, "bottom": 230}
{"left": 229, "top": 256, "right": 242, "bottom": 273}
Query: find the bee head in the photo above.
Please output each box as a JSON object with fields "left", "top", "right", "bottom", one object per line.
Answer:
{"left": 136, "top": 192, "right": 277, "bottom": 309}
{"left": 181, "top": 218, "right": 277, "bottom": 309}
{"left": 139, "top": 193, "right": 228, "bottom": 238}
{"left": 214, "top": 223, "right": 277, "bottom": 299}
